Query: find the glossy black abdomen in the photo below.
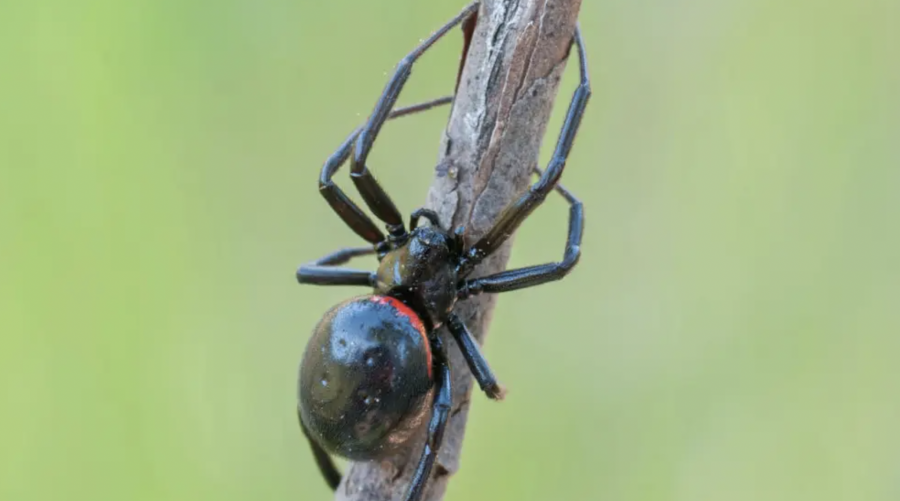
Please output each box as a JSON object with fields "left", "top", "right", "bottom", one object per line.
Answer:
{"left": 298, "top": 296, "right": 433, "bottom": 460}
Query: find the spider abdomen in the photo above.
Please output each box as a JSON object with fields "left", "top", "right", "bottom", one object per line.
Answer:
{"left": 298, "top": 295, "right": 434, "bottom": 460}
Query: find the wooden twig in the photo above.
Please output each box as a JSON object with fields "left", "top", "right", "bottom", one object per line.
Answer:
{"left": 334, "top": 0, "right": 583, "bottom": 500}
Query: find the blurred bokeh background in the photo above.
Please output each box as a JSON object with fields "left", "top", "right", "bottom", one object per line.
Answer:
{"left": 2, "top": 0, "right": 898, "bottom": 500}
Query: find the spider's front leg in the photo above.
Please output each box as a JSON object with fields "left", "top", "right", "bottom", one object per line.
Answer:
{"left": 349, "top": 2, "right": 479, "bottom": 239}
{"left": 319, "top": 131, "right": 388, "bottom": 246}
{"left": 315, "top": 95, "right": 456, "bottom": 249}
{"left": 456, "top": 26, "right": 591, "bottom": 295}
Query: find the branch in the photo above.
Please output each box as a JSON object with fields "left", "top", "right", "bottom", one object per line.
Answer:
{"left": 334, "top": 0, "right": 583, "bottom": 500}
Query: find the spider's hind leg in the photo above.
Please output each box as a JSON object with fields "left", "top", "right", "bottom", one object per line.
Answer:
{"left": 299, "top": 410, "right": 342, "bottom": 490}
{"left": 403, "top": 336, "right": 452, "bottom": 501}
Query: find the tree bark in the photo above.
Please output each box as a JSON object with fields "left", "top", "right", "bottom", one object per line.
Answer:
{"left": 335, "top": 0, "right": 583, "bottom": 500}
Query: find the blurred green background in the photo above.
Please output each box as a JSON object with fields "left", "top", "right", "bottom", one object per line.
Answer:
{"left": 2, "top": 0, "right": 898, "bottom": 500}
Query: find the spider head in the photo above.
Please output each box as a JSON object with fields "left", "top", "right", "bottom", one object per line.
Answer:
{"left": 374, "top": 225, "right": 459, "bottom": 329}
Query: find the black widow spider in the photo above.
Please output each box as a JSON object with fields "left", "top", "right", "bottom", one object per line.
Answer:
{"left": 295, "top": 3, "right": 590, "bottom": 501}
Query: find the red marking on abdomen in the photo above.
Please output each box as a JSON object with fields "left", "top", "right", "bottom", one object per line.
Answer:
{"left": 369, "top": 296, "right": 432, "bottom": 378}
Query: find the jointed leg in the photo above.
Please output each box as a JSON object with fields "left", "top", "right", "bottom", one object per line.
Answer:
{"left": 349, "top": 2, "right": 479, "bottom": 239}
{"left": 296, "top": 246, "right": 376, "bottom": 286}
{"left": 458, "top": 26, "right": 590, "bottom": 276}
{"left": 299, "top": 410, "right": 342, "bottom": 490}
{"left": 404, "top": 336, "right": 452, "bottom": 501}
{"left": 458, "top": 170, "right": 582, "bottom": 298}
{"left": 320, "top": 132, "right": 387, "bottom": 245}
{"left": 389, "top": 96, "right": 454, "bottom": 119}
{"left": 446, "top": 314, "right": 505, "bottom": 400}
{"left": 318, "top": 95, "right": 456, "bottom": 246}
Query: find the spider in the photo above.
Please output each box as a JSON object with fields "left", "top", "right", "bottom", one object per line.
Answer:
{"left": 295, "top": 3, "right": 590, "bottom": 500}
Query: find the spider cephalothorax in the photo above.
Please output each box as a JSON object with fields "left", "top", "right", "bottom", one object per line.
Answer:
{"left": 294, "top": 3, "right": 591, "bottom": 501}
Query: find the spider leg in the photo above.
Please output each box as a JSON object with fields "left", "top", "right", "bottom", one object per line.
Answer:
{"left": 457, "top": 171, "right": 582, "bottom": 297}
{"left": 350, "top": 2, "right": 479, "bottom": 240}
{"left": 299, "top": 409, "right": 342, "bottom": 490}
{"left": 446, "top": 314, "right": 505, "bottom": 400}
{"left": 457, "top": 26, "right": 590, "bottom": 276}
{"left": 404, "top": 336, "right": 452, "bottom": 501}
{"left": 296, "top": 246, "right": 376, "bottom": 286}
{"left": 318, "top": 96, "right": 456, "bottom": 246}
{"left": 320, "top": 132, "right": 386, "bottom": 245}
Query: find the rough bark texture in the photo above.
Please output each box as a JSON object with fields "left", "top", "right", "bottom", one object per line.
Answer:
{"left": 334, "top": 0, "right": 582, "bottom": 500}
